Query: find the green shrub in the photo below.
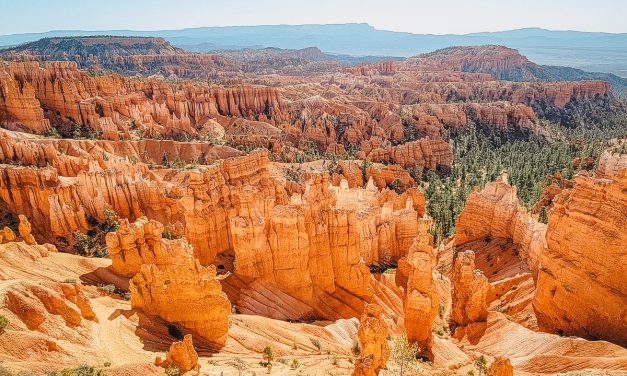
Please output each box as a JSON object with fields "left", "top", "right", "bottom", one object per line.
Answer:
{"left": 63, "top": 278, "right": 77, "bottom": 284}
{"left": 73, "top": 231, "right": 91, "bottom": 256}
{"left": 290, "top": 359, "right": 300, "bottom": 369}
{"left": 474, "top": 355, "right": 488, "bottom": 376}
{"left": 390, "top": 334, "right": 420, "bottom": 376}
{"left": 103, "top": 209, "right": 119, "bottom": 233}
{"left": 48, "top": 365, "right": 106, "bottom": 376}
{"left": 309, "top": 337, "right": 321, "bottom": 351}
{"left": 164, "top": 365, "right": 179, "bottom": 376}
{"left": 262, "top": 345, "right": 274, "bottom": 365}
{"left": 0, "top": 315, "right": 8, "bottom": 331}
{"left": 97, "top": 284, "right": 116, "bottom": 294}
{"left": 45, "top": 127, "right": 61, "bottom": 138}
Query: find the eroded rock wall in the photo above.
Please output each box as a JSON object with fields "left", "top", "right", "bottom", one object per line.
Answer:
{"left": 454, "top": 175, "right": 547, "bottom": 273}
{"left": 533, "top": 167, "right": 627, "bottom": 345}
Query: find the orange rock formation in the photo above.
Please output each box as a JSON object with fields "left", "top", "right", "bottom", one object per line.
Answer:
{"left": 130, "top": 259, "right": 231, "bottom": 347}
{"left": 106, "top": 217, "right": 195, "bottom": 278}
{"left": 487, "top": 356, "right": 514, "bottom": 376}
{"left": 352, "top": 304, "right": 389, "bottom": 376}
{"left": 0, "top": 226, "right": 16, "bottom": 243}
{"left": 18, "top": 215, "right": 36, "bottom": 245}
{"left": 454, "top": 175, "right": 547, "bottom": 272}
{"left": 155, "top": 334, "right": 200, "bottom": 374}
{"left": 450, "top": 250, "right": 489, "bottom": 326}
{"left": 0, "top": 44, "right": 624, "bottom": 376}
{"left": 109, "top": 217, "right": 232, "bottom": 347}
{"left": 398, "top": 218, "right": 438, "bottom": 359}
{"left": 533, "top": 166, "right": 627, "bottom": 346}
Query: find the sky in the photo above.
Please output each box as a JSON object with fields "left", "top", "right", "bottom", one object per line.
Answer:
{"left": 1, "top": 0, "right": 626, "bottom": 35}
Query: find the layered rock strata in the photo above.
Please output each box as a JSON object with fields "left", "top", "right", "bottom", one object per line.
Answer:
{"left": 454, "top": 175, "right": 547, "bottom": 272}
{"left": 533, "top": 166, "right": 627, "bottom": 346}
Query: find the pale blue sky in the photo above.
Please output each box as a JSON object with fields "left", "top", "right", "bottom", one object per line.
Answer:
{"left": 1, "top": 0, "right": 625, "bottom": 35}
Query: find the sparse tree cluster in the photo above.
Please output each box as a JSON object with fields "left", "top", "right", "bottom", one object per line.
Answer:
{"left": 420, "top": 115, "right": 627, "bottom": 243}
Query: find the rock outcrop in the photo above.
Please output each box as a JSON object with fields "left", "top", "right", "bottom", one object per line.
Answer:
{"left": 407, "top": 45, "right": 530, "bottom": 80}
{"left": 596, "top": 150, "right": 627, "bottom": 179}
{"left": 18, "top": 214, "right": 36, "bottom": 245}
{"left": 533, "top": 166, "right": 627, "bottom": 346}
{"left": 155, "top": 334, "right": 200, "bottom": 374}
{"left": 467, "top": 102, "right": 537, "bottom": 133}
{"left": 110, "top": 217, "right": 232, "bottom": 347}
{"left": 0, "top": 41, "right": 625, "bottom": 376}
{"left": 352, "top": 304, "right": 389, "bottom": 376}
{"left": 487, "top": 357, "right": 514, "bottom": 376}
{"left": 344, "top": 61, "right": 396, "bottom": 76}
{"left": 130, "top": 258, "right": 231, "bottom": 347}
{"left": 366, "top": 164, "right": 416, "bottom": 191}
{"left": 450, "top": 250, "right": 489, "bottom": 326}
{"left": 0, "top": 226, "right": 16, "bottom": 243}
{"left": 0, "top": 61, "right": 287, "bottom": 138}
{"left": 5, "top": 280, "right": 97, "bottom": 330}
{"left": 454, "top": 175, "right": 547, "bottom": 273}
{"left": 400, "top": 218, "right": 438, "bottom": 359}
{"left": 361, "top": 139, "right": 453, "bottom": 171}
{"left": 106, "top": 217, "right": 194, "bottom": 278}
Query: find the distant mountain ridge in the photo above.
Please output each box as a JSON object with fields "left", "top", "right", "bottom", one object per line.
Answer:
{"left": 410, "top": 45, "right": 627, "bottom": 95}
{"left": 1, "top": 24, "right": 626, "bottom": 77}
{"left": 0, "top": 36, "right": 395, "bottom": 78}
{"left": 3, "top": 36, "right": 184, "bottom": 57}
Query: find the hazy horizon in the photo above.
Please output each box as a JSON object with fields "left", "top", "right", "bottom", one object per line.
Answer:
{"left": 1, "top": 0, "right": 626, "bottom": 36}
{"left": 1, "top": 23, "right": 626, "bottom": 37}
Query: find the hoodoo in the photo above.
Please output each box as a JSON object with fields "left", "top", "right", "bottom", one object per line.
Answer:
{"left": 399, "top": 218, "right": 438, "bottom": 359}
{"left": 450, "top": 250, "right": 489, "bottom": 326}
{"left": 352, "top": 304, "right": 390, "bottom": 376}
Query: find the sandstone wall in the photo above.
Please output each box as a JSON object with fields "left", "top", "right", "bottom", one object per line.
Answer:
{"left": 454, "top": 175, "right": 547, "bottom": 273}
{"left": 533, "top": 167, "right": 627, "bottom": 345}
